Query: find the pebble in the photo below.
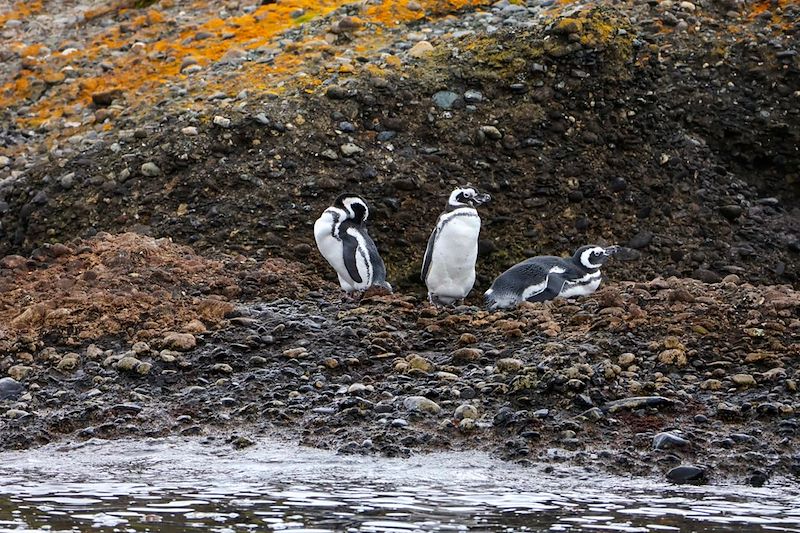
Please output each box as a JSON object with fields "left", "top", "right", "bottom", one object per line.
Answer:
{"left": 495, "top": 358, "right": 523, "bottom": 373}
{"left": 454, "top": 404, "right": 479, "bottom": 420}
{"left": 7, "top": 365, "right": 32, "bottom": 381}
{"left": 162, "top": 332, "right": 197, "bottom": 351}
{"left": 408, "top": 40, "right": 434, "bottom": 58}
{"left": 140, "top": 162, "right": 161, "bottom": 177}
{"left": 181, "top": 126, "right": 199, "bottom": 136}
{"left": 403, "top": 396, "right": 442, "bottom": 415}
{"left": 480, "top": 125, "right": 503, "bottom": 140}
{"left": 0, "top": 377, "right": 24, "bottom": 400}
{"left": 432, "top": 91, "right": 460, "bottom": 110}
{"left": 340, "top": 143, "right": 364, "bottom": 156}
{"left": 667, "top": 465, "right": 706, "bottom": 484}
{"left": 464, "top": 89, "right": 483, "bottom": 103}
{"left": 213, "top": 116, "right": 232, "bottom": 128}
{"left": 731, "top": 374, "right": 756, "bottom": 387}
{"left": 653, "top": 432, "right": 690, "bottom": 450}
{"left": 5, "top": 409, "right": 30, "bottom": 420}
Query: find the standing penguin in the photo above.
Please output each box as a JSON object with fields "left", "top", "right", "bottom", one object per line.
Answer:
{"left": 421, "top": 186, "right": 491, "bottom": 306}
{"left": 314, "top": 194, "right": 392, "bottom": 294}
{"left": 484, "top": 244, "right": 621, "bottom": 310}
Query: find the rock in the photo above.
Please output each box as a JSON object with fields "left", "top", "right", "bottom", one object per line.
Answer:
{"left": 719, "top": 205, "right": 743, "bottom": 221}
{"left": 464, "top": 89, "right": 483, "bottom": 103}
{"left": 618, "top": 353, "right": 636, "bottom": 367}
{"left": 325, "top": 86, "right": 351, "bottom": 100}
{"left": 408, "top": 355, "right": 434, "bottom": 372}
{"left": 213, "top": 116, "right": 231, "bottom": 128}
{"left": 0, "top": 377, "right": 24, "bottom": 400}
{"left": 1, "top": 255, "right": 27, "bottom": 269}
{"left": 162, "top": 332, "right": 196, "bottom": 351}
{"left": 496, "top": 358, "right": 524, "bottom": 373}
{"left": 480, "top": 125, "right": 503, "bottom": 140}
{"left": 141, "top": 162, "right": 161, "bottom": 176}
{"left": 91, "top": 89, "right": 123, "bottom": 107}
{"left": 213, "top": 363, "right": 233, "bottom": 374}
{"left": 0, "top": 155, "right": 10, "bottom": 167}
{"left": 283, "top": 347, "right": 308, "bottom": 358}
{"left": 57, "top": 353, "right": 80, "bottom": 372}
{"left": 340, "top": 143, "right": 363, "bottom": 156}
{"left": 5, "top": 409, "right": 30, "bottom": 419}
{"left": 450, "top": 347, "right": 483, "bottom": 363}
{"left": 59, "top": 172, "right": 75, "bottom": 189}
{"left": 667, "top": 465, "right": 706, "bottom": 484}
{"left": 181, "top": 126, "right": 199, "bottom": 136}
{"left": 692, "top": 269, "right": 722, "bottom": 284}
{"left": 320, "top": 149, "right": 339, "bottom": 160}
{"left": 116, "top": 356, "right": 142, "bottom": 372}
{"left": 627, "top": 230, "right": 653, "bottom": 249}
{"left": 7, "top": 365, "right": 32, "bottom": 381}
{"left": 604, "top": 396, "right": 674, "bottom": 413}
{"left": 731, "top": 374, "right": 756, "bottom": 388}
{"left": 403, "top": 396, "right": 442, "bottom": 415}
{"left": 454, "top": 404, "right": 479, "bottom": 420}
{"left": 653, "top": 432, "right": 690, "bottom": 450}
{"left": 409, "top": 40, "right": 434, "bottom": 58}
{"left": 432, "top": 91, "right": 460, "bottom": 110}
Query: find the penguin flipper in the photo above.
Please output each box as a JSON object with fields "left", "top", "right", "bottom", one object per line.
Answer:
{"left": 420, "top": 223, "right": 439, "bottom": 283}
{"left": 525, "top": 274, "right": 566, "bottom": 303}
{"left": 341, "top": 232, "right": 364, "bottom": 285}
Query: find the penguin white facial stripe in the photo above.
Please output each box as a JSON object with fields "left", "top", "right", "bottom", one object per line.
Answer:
{"left": 580, "top": 247, "right": 606, "bottom": 269}
{"left": 342, "top": 197, "right": 369, "bottom": 221}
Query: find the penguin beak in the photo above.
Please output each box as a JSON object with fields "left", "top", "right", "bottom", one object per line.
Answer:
{"left": 473, "top": 193, "right": 491, "bottom": 206}
{"left": 603, "top": 245, "right": 621, "bottom": 256}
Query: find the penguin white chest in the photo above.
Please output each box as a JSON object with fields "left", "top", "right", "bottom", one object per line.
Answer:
{"left": 426, "top": 211, "right": 481, "bottom": 299}
{"left": 314, "top": 211, "right": 354, "bottom": 291}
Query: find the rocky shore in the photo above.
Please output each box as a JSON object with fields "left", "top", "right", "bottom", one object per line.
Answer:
{"left": 1, "top": 0, "right": 799, "bottom": 484}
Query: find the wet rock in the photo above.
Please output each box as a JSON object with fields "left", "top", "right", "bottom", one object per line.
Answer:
{"left": 667, "top": 465, "right": 707, "bottom": 484}
{"left": 653, "top": 432, "right": 690, "bottom": 450}
{"left": 403, "top": 396, "right": 442, "bottom": 415}
{"left": 719, "top": 205, "right": 743, "bottom": 221}
{"left": 731, "top": 374, "right": 756, "bottom": 388}
{"left": 0, "top": 377, "right": 24, "bottom": 400}
{"left": 604, "top": 396, "right": 674, "bottom": 413}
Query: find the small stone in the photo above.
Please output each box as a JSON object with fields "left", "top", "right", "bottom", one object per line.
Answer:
{"left": 628, "top": 230, "right": 653, "bottom": 249}
{"left": 679, "top": 1, "right": 696, "bottom": 10}
{"left": 325, "top": 86, "right": 351, "bottom": 100}
{"left": 7, "top": 365, "right": 32, "bottom": 381}
{"left": 618, "top": 353, "right": 636, "bottom": 367}
{"left": 409, "top": 40, "right": 434, "bottom": 58}
{"left": 181, "top": 126, "right": 199, "bottom": 136}
{"left": 116, "top": 356, "right": 142, "bottom": 372}
{"left": 320, "top": 149, "right": 339, "bottom": 160}
{"left": 667, "top": 465, "right": 706, "bottom": 484}
{"left": 403, "top": 395, "right": 442, "bottom": 415}
{"left": 213, "top": 363, "right": 233, "bottom": 374}
{"left": 496, "top": 358, "right": 523, "bottom": 373}
{"left": 132, "top": 341, "right": 150, "bottom": 355}
{"left": 432, "top": 91, "right": 460, "bottom": 109}
{"left": 480, "top": 125, "right": 502, "bottom": 140}
{"left": 0, "top": 377, "right": 24, "bottom": 401}
{"left": 162, "top": 332, "right": 196, "bottom": 351}
{"left": 731, "top": 374, "right": 756, "bottom": 388}
{"left": 340, "top": 143, "right": 363, "bottom": 156}
{"left": 140, "top": 162, "right": 161, "bottom": 176}
{"left": 464, "top": 89, "right": 483, "bottom": 103}
{"left": 57, "top": 353, "right": 80, "bottom": 372}
{"left": 59, "top": 172, "right": 75, "bottom": 189}
{"left": 454, "top": 404, "right": 479, "bottom": 420}
{"left": 136, "top": 362, "right": 152, "bottom": 375}
{"left": 719, "top": 205, "right": 743, "bottom": 221}
{"left": 5, "top": 409, "right": 30, "bottom": 420}
{"left": 408, "top": 355, "right": 434, "bottom": 372}
{"left": 653, "top": 432, "right": 690, "bottom": 450}
{"left": 450, "top": 347, "right": 483, "bottom": 363}
{"left": 213, "top": 116, "right": 231, "bottom": 128}
{"left": 604, "top": 396, "right": 674, "bottom": 413}
{"left": 283, "top": 347, "right": 308, "bottom": 358}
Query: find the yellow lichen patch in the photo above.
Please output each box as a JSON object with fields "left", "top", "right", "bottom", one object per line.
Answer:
{"left": 0, "top": 1, "right": 43, "bottom": 26}
{"left": 367, "top": 0, "right": 491, "bottom": 25}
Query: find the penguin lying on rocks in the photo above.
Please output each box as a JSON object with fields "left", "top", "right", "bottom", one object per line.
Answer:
{"left": 314, "top": 193, "right": 391, "bottom": 294}
{"left": 484, "top": 245, "right": 621, "bottom": 310}
{"left": 421, "top": 186, "right": 491, "bottom": 306}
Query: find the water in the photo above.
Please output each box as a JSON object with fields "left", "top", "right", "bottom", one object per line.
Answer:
{"left": 1, "top": 438, "right": 798, "bottom": 533}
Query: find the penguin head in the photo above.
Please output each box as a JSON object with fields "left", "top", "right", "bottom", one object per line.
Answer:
{"left": 333, "top": 193, "right": 370, "bottom": 223}
{"left": 573, "top": 245, "right": 621, "bottom": 270}
{"left": 447, "top": 186, "right": 491, "bottom": 209}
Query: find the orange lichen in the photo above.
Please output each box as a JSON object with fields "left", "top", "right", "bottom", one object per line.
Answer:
{"left": 0, "top": 1, "right": 43, "bottom": 26}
